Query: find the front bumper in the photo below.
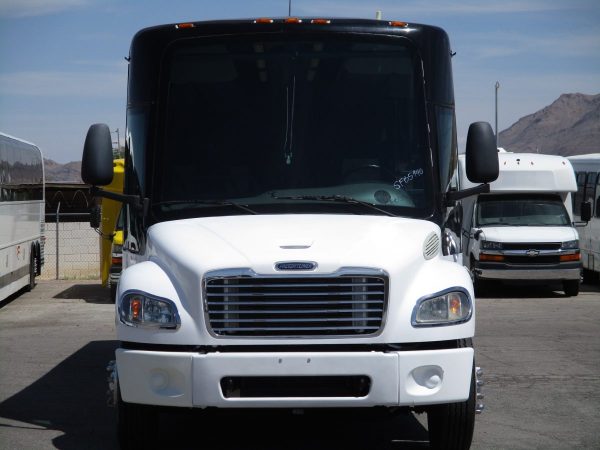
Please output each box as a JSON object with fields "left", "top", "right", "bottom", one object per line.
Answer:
{"left": 116, "top": 347, "right": 474, "bottom": 408}
{"left": 475, "top": 262, "right": 580, "bottom": 281}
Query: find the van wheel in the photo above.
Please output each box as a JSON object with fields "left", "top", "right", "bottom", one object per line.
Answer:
{"left": 469, "top": 256, "right": 486, "bottom": 296}
{"left": 117, "top": 388, "right": 158, "bottom": 449}
{"left": 26, "top": 249, "right": 36, "bottom": 292}
{"left": 427, "top": 363, "right": 476, "bottom": 450}
{"left": 110, "top": 283, "right": 117, "bottom": 303}
{"left": 563, "top": 280, "right": 580, "bottom": 297}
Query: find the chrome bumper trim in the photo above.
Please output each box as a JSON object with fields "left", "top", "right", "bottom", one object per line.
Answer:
{"left": 477, "top": 268, "right": 580, "bottom": 280}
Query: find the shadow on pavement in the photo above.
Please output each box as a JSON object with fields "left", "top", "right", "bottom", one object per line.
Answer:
{"left": 53, "top": 283, "right": 111, "bottom": 304}
{"left": 0, "top": 340, "right": 430, "bottom": 449}
{"left": 0, "top": 340, "right": 119, "bottom": 449}
{"left": 477, "top": 280, "right": 599, "bottom": 299}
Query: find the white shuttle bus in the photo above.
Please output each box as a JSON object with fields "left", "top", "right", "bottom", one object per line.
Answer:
{"left": 460, "top": 152, "right": 584, "bottom": 296}
{"left": 81, "top": 18, "right": 500, "bottom": 450}
{"left": 0, "top": 133, "right": 45, "bottom": 301}
{"left": 568, "top": 154, "right": 600, "bottom": 282}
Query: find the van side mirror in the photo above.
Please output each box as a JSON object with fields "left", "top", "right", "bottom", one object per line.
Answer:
{"left": 580, "top": 201, "right": 592, "bottom": 222}
{"left": 82, "top": 123, "right": 114, "bottom": 186}
{"left": 465, "top": 122, "right": 499, "bottom": 184}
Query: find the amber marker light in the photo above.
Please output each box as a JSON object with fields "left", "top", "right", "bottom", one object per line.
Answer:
{"left": 175, "top": 23, "right": 195, "bottom": 29}
{"left": 389, "top": 21, "right": 409, "bottom": 27}
{"left": 131, "top": 297, "right": 142, "bottom": 321}
{"left": 449, "top": 296, "right": 462, "bottom": 316}
{"left": 560, "top": 253, "right": 580, "bottom": 262}
{"left": 254, "top": 18, "right": 274, "bottom": 24}
{"left": 311, "top": 19, "right": 331, "bottom": 24}
{"left": 284, "top": 17, "right": 302, "bottom": 24}
{"left": 479, "top": 253, "right": 505, "bottom": 262}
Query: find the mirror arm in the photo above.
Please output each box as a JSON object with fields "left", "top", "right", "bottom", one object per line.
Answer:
{"left": 90, "top": 186, "right": 148, "bottom": 212}
{"left": 445, "top": 183, "right": 490, "bottom": 205}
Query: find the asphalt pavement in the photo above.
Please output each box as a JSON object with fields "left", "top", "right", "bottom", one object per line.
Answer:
{"left": 0, "top": 279, "right": 598, "bottom": 449}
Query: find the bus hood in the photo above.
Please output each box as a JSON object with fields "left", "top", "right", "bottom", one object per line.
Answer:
{"left": 146, "top": 214, "right": 441, "bottom": 276}
{"left": 478, "top": 226, "right": 578, "bottom": 243}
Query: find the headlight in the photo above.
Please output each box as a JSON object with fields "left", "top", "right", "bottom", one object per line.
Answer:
{"left": 480, "top": 240, "right": 502, "bottom": 250}
{"left": 412, "top": 289, "right": 472, "bottom": 327}
{"left": 561, "top": 240, "right": 579, "bottom": 250}
{"left": 119, "top": 291, "right": 180, "bottom": 329}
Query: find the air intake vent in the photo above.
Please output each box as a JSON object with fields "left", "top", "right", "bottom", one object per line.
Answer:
{"left": 423, "top": 232, "right": 439, "bottom": 260}
{"left": 204, "top": 269, "right": 388, "bottom": 337}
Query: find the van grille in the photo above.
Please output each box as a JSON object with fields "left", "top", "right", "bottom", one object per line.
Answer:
{"left": 204, "top": 272, "right": 387, "bottom": 337}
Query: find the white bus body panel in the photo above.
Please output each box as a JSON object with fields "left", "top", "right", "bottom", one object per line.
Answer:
{"left": 116, "top": 214, "right": 475, "bottom": 407}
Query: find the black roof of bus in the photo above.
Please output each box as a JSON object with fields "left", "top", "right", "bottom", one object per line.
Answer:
{"left": 127, "top": 18, "right": 454, "bottom": 106}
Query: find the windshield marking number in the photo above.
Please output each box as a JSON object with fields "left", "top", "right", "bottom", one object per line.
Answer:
{"left": 394, "top": 168, "right": 424, "bottom": 190}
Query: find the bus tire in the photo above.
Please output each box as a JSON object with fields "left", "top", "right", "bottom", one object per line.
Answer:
{"left": 117, "top": 387, "right": 158, "bottom": 450}
{"left": 563, "top": 280, "right": 580, "bottom": 297}
{"left": 26, "top": 248, "right": 36, "bottom": 292}
{"left": 427, "top": 361, "right": 476, "bottom": 450}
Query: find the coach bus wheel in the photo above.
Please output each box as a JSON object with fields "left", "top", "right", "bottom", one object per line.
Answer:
{"left": 26, "top": 249, "right": 36, "bottom": 292}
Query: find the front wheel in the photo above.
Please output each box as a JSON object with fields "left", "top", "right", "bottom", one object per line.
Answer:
{"left": 427, "top": 364, "right": 477, "bottom": 450}
{"left": 117, "top": 388, "right": 159, "bottom": 450}
{"left": 563, "top": 279, "right": 580, "bottom": 297}
{"left": 26, "top": 249, "right": 37, "bottom": 292}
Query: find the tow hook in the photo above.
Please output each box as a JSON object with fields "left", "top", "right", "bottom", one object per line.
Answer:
{"left": 475, "top": 366, "right": 484, "bottom": 414}
{"left": 106, "top": 360, "right": 118, "bottom": 408}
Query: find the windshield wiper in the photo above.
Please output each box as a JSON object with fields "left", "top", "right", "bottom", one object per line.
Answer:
{"left": 154, "top": 199, "right": 257, "bottom": 215}
{"left": 270, "top": 194, "right": 396, "bottom": 217}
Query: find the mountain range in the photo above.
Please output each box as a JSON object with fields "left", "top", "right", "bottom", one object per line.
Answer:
{"left": 43, "top": 92, "right": 599, "bottom": 182}
{"left": 498, "top": 93, "right": 599, "bottom": 156}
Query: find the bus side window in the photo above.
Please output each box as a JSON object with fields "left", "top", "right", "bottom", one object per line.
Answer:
{"left": 574, "top": 171, "right": 586, "bottom": 215}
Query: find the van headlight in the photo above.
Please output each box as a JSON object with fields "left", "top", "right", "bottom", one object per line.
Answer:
{"left": 561, "top": 240, "right": 578, "bottom": 250}
{"left": 119, "top": 291, "right": 180, "bottom": 329}
{"left": 412, "top": 288, "right": 472, "bottom": 327}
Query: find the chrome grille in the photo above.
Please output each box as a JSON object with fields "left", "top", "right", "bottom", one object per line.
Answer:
{"left": 204, "top": 270, "right": 387, "bottom": 337}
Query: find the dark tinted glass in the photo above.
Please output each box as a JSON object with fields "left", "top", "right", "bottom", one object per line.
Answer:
{"left": 477, "top": 194, "right": 570, "bottom": 227}
{"left": 154, "top": 36, "right": 431, "bottom": 219}
{"left": 0, "top": 135, "right": 43, "bottom": 201}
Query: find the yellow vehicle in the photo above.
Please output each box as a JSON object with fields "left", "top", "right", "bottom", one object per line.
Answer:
{"left": 100, "top": 158, "right": 124, "bottom": 298}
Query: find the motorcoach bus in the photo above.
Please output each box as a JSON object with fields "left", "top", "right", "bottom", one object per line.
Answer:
{"left": 81, "top": 18, "right": 499, "bottom": 449}
{"left": 0, "top": 133, "right": 45, "bottom": 301}
{"left": 569, "top": 154, "right": 600, "bottom": 282}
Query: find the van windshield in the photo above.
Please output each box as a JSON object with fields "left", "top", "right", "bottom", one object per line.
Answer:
{"left": 153, "top": 35, "right": 431, "bottom": 220}
{"left": 476, "top": 194, "right": 571, "bottom": 227}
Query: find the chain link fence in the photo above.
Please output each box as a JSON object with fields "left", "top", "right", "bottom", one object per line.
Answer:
{"left": 41, "top": 220, "right": 100, "bottom": 280}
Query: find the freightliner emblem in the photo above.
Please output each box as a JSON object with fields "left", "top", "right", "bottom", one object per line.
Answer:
{"left": 275, "top": 261, "right": 317, "bottom": 271}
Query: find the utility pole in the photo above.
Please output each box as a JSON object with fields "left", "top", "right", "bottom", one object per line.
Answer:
{"left": 288, "top": 0, "right": 291, "bottom": 16}
{"left": 495, "top": 81, "right": 500, "bottom": 148}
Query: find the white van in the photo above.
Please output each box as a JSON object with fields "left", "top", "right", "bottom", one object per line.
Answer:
{"left": 459, "top": 152, "right": 582, "bottom": 296}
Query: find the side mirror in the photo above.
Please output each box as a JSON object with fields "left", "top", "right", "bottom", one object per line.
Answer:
{"left": 465, "top": 122, "right": 499, "bottom": 184}
{"left": 474, "top": 229, "right": 483, "bottom": 241}
{"left": 82, "top": 123, "right": 114, "bottom": 186}
{"left": 89, "top": 204, "right": 101, "bottom": 229}
{"left": 580, "top": 201, "right": 592, "bottom": 222}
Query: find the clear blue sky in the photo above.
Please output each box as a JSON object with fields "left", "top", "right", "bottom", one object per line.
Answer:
{"left": 1, "top": 0, "right": 599, "bottom": 162}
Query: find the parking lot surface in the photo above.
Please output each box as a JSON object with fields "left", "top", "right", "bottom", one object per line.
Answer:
{"left": 0, "top": 280, "right": 599, "bottom": 449}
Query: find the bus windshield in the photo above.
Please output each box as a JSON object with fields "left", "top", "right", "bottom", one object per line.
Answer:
{"left": 476, "top": 194, "right": 571, "bottom": 227}
{"left": 153, "top": 35, "right": 431, "bottom": 220}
